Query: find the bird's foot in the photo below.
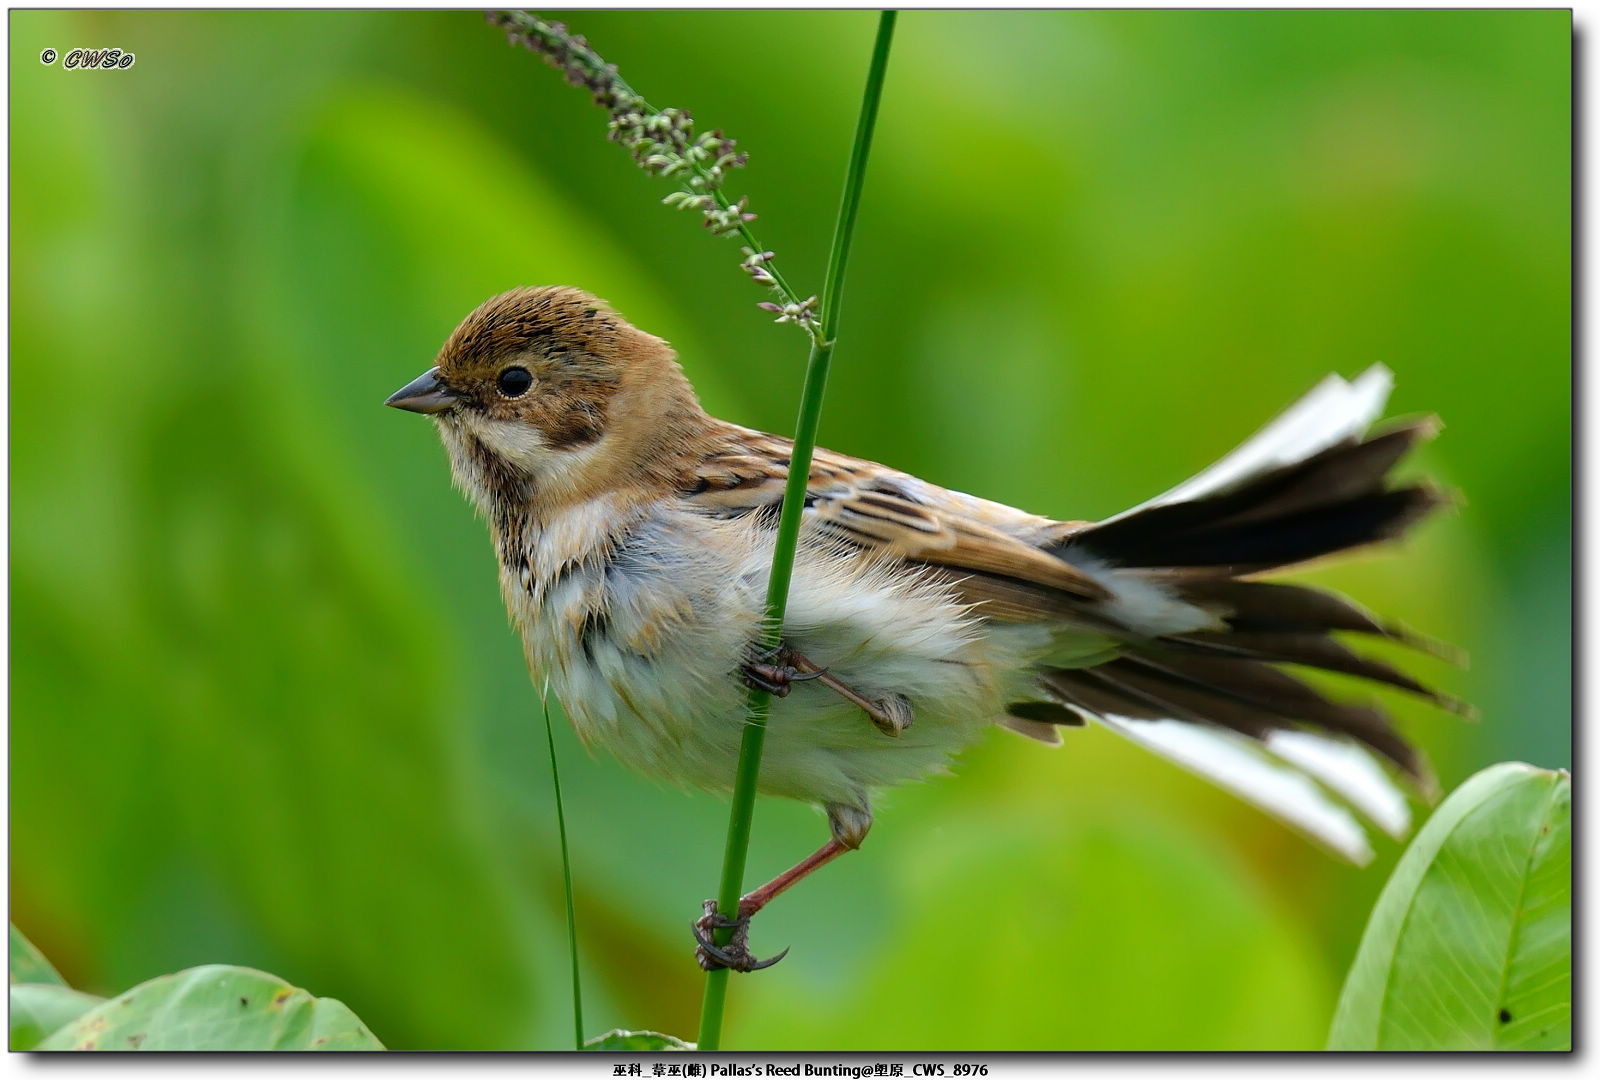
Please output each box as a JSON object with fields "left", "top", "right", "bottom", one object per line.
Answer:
{"left": 740, "top": 642, "right": 825, "bottom": 698}
{"left": 693, "top": 899, "right": 789, "bottom": 973}
{"left": 741, "top": 642, "right": 914, "bottom": 737}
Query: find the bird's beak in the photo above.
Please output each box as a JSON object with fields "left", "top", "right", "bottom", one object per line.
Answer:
{"left": 385, "top": 367, "right": 458, "bottom": 414}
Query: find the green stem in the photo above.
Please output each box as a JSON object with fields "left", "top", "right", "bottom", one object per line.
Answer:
{"left": 541, "top": 690, "right": 584, "bottom": 1049}
{"left": 696, "top": 10, "right": 897, "bottom": 1052}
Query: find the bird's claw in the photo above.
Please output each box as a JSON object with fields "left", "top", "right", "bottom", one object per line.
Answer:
{"left": 693, "top": 899, "right": 789, "bottom": 973}
{"left": 741, "top": 642, "right": 825, "bottom": 698}
{"left": 741, "top": 660, "right": 824, "bottom": 698}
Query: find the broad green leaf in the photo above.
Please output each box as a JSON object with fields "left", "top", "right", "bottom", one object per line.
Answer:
{"left": 37, "top": 965, "right": 384, "bottom": 1051}
{"left": 11, "top": 984, "right": 105, "bottom": 1051}
{"left": 9, "top": 925, "right": 66, "bottom": 987}
{"left": 584, "top": 1029, "right": 695, "bottom": 1051}
{"left": 1328, "top": 762, "right": 1570, "bottom": 1050}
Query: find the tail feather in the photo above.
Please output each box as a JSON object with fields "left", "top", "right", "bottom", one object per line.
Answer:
{"left": 1216, "top": 420, "right": 1436, "bottom": 528}
{"left": 1045, "top": 653, "right": 1423, "bottom": 781}
{"left": 1263, "top": 728, "right": 1414, "bottom": 839}
{"left": 1089, "top": 714, "right": 1390, "bottom": 864}
{"left": 1012, "top": 366, "right": 1463, "bottom": 863}
{"left": 1063, "top": 419, "right": 1444, "bottom": 573}
{"left": 1045, "top": 664, "right": 1276, "bottom": 739}
{"left": 1162, "top": 630, "right": 1470, "bottom": 714}
{"left": 1100, "top": 365, "right": 1398, "bottom": 522}
{"left": 1041, "top": 656, "right": 1435, "bottom": 862}
{"left": 1176, "top": 578, "right": 1395, "bottom": 635}
{"left": 1173, "top": 578, "right": 1463, "bottom": 661}
{"left": 1083, "top": 486, "right": 1442, "bottom": 572}
{"left": 1117, "top": 652, "right": 1424, "bottom": 780}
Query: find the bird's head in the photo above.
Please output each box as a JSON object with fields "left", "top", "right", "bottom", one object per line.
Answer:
{"left": 387, "top": 286, "right": 709, "bottom": 518}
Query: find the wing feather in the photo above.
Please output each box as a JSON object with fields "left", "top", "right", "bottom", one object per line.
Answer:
{"left": 686, "top": 426, "right": 1109, "bottom": 609}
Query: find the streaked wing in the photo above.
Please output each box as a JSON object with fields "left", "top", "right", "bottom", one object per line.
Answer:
{"left": 681, "top": 371, "right": 1447, "bottom": 865}
{"left": 685, "top": 425, "right": 1107, "bottom": 614}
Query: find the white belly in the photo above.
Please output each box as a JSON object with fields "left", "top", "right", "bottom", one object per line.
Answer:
{"left": 502, "top": 500, "right": 1056, "bottom": 811}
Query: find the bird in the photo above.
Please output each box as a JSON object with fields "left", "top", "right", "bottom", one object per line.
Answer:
{"left": 386, "top": 285, "right": 1464, "bottom": 972}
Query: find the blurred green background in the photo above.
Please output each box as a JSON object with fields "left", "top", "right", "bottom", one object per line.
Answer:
{"left": 10, "top": 9, "right": 1569, "bottom": 1051}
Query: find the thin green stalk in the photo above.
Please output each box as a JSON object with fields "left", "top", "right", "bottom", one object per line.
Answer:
{"left": 697, "top": 10, "right": 898, "bottom": 1052}
{"left": 541, "top": 688, "right": 583, "bottom": 1050}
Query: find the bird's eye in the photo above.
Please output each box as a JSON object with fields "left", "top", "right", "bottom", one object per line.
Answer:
{"left": 497, "top": 366, "right": 533, "bottom": 399}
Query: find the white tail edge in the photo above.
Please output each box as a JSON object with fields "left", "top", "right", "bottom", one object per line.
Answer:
{"left": 1101, "top": 364, "right": 1395, "bottom": 525}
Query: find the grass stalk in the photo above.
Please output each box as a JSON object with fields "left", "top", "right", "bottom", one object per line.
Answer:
{"left": 488, "top": 9, "right": 814, "bottom": 332}
{"left": 541, "top": 688, "right": 584, "bottom": 1049}
{"left": 696, "top": 10, "right": 898, "bottom": 1052}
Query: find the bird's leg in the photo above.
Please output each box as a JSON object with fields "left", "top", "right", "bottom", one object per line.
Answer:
{"left": 740, "top": 641, "right": 914, "bottom": 737}
{"left": 693, "top": 803, "right": 869, "bottom": 973}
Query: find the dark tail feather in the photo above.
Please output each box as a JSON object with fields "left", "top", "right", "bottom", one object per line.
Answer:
{"left": 1028, "top": 408, "right": 1459, "bottom": 797}
{"left": 1160, "top": 631, "right": 1473, "bottom": 716}
{"left": 1044, "top": 651, "right": 1429, "bottom": 785}
{"left": 1062, "top": 419, "right": 1447, "bottom": 574}
{"left": 1170, "top": 578, "right": 1463, "bottom": 662}
{"left": 1014, "top": 372, "right": 1461, "bottom": 856}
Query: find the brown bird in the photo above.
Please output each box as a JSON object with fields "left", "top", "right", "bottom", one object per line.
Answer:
{"left": 387, "top": 286, "right": 1462, "bottom": 971}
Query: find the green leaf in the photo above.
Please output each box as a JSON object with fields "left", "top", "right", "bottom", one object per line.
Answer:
{"left": 36, "top": 965, "right": 384, "bottom": 1051}
{"left": 9, "top": 925, "right": 66, "bottom": 987}
{"left": 584, "top": 1029, "right": 695, "bottom": 1051}
{"left": 11, "top": 984, "right": 105, "bottom": 1050}
{"left": 1328, "top": 762, "right": 1570, "bottom": 1050}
